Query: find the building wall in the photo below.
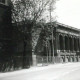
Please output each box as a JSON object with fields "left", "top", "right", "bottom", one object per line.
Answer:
{"left": 34, "top": 23, "right": 80, "bottom": 65}
{"left": 54, "top": 24, "right": 80, "bottom": 62}
{"left": 0, "top": 0, "right": 13, "bottom": 71}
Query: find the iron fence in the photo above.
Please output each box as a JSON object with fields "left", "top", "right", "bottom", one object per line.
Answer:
{"left": 36, "top": 56, "right": 48, "bottom": 66}
{"left": 36, "top": 56, "right": 61, "bottom": 66}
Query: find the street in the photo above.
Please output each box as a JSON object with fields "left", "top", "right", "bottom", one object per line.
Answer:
{"left": 56, "top": 68, "right": 80, "bottom": 80}
{"left": 0, "top": 62, "right": 80, "bottom": 80}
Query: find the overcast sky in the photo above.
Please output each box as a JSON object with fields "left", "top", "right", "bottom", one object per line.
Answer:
{"left": 55, "top": 0, "right": 80, "bottom": 29}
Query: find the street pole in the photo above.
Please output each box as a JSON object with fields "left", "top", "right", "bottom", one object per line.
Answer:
{"left": 49, "top": 0, "right": 54, "bottom": 63}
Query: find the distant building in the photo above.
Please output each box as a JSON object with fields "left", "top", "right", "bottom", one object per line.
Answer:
{"left": 54, "top": 23, "right": 80, "bottom": 62}
{"left": 35, "top": 22, "right": 80, "bottom": 66}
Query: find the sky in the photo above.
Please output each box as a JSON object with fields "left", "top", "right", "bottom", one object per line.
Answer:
{"left": 12, "top": 0, "right": 80, "bottom": 29}
{"left": 55, "top": 0, "right": 80, "bottom": 29}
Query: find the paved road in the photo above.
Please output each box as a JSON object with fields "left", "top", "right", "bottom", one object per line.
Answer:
{"left": 56, "top": 68, "right": 80, "bottom": 80}
{"left": 0, "top": 62, "right": 80, "bottom": 80}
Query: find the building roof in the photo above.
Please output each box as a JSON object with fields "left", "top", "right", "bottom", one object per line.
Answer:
{"left": 56, "top": 22, "right": 80, "bottom": 32}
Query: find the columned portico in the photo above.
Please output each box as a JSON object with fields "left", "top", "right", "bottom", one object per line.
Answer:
{"left": 58, "top": 35, "right": 80, "bottom": 52}
{"left": 55, "top": 23, "right": 80, "bottom": 63}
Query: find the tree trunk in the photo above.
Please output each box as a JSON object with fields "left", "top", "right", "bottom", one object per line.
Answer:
{"left": 22, "top": 27, "right": 32, "bottom": 68}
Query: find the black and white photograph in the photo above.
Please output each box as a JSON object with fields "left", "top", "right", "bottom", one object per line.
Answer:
{"left": 0, "top": 0, "right": 80, "bottom": 80}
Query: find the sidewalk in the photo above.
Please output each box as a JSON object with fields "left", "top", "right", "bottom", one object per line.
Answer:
{"left": 0, "top": 62, "right": 79, "bottom": 78}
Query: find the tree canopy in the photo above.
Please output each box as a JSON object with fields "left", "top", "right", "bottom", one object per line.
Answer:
{"left": 11, "top": 0, "right": 56, "bottom": 51}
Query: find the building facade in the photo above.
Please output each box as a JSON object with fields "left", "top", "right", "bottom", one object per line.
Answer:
{"left": 34, "top": 23, "right": 80, "bottom": 66}
{"left": 0, "top": 0, "right": 13, "bottom": 71}
{"left": 54, "top": 23, "right": 80, "bottom": 62}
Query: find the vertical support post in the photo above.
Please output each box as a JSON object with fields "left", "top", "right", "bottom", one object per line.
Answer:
{"left": 52, "top": 28, "right": 55, "bottom": 63}
{"left": 79, "top": 38, "right": 80, "bottom": 52}
{"left": 74, "top": 55, "right": 76, "bottom": 62}
{"left": 74, "top": 37, "right": 77, "bottom": 52}
{"left": 75, "top": 38, "right": 78, "bottom": 52}
{"left": 49, "top": 2, "right": 54, "bottom": 63}
{"left": 68, "top": 36, "right": 70, "bottom": 52}
{"left": 64, "top": 55, "right": 66, "bottom": 62}
{"left": 78, "top": 37, "right": 79, "bottom": 52}
{"left": 63, "top": 35, "right": 65, "bottom": 52}
{"left": 77, "top": 56, "right": 79, "bottom": 62}
{"left": 72, "top": 37, "right": 74, "bottom": 52}
{"left": 58, "top": 34, "right": 60, "bottom": 52}
{"left": 48, "top": 41, "right": 52, "bottom": 63}
{"left": 46, "top": 40, "right": 49, "bottom": 64}
{"left": 70, "top": 37, "right": 73, "bottom": 53}
{"left": 56, "top": 33, "right": 60, "bottom": 60}
{"left": 69, "top": 55, "right": 71, "bottom": 62}
{"left": 32, "top": 50, "right": 37, "bottom": 66}
{"left": 76, "top": 38, "right": 79, "bottom": 52}
{"left": 78, "top": 56, "right": 80, "bottom": 62}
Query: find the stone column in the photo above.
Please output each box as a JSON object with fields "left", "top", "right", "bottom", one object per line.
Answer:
{"left": 69, "top": 37, "right": 71, "bottom": 52}
{"left": 55, "top": 33, "right": 60, "bottom": 54}
{"left": 76, "top": 38, "right": 78, "bottom": 52}
{"left": 78, "top": 56, "right": 80, "bottom": 62}
{"left": 58, "top": 34, "right": 60, "bottom": 52}
{"left": 69, "top": 56, "right": 72, "bottom": 62}
{"left": 61, "top": 34, "right": 64, "bottom": 52}
{"left": 74, "top": 37, "right": 76, "bottom": 52}
{"left": 79, "top": 38, "right": 80, "bottom": 52}
{"left": 74, "top": 37, "right": 78, "bottom": 52}
{"left": 77, "top": 38, "right": 79, "bottom": 52}
{"left": 70, "top": 36, "right": 73, "bottom": 52}
{"left": 48, "top": 40, "right": 52, "bottom": 62}
{"left": 74, "top": 55, "right": 76, "bottom": 62}
{"left": 64, "top": 55, "right": 66, "bottom": 62}
{"left": 68, "top": 36, "right": 70, "bottom": 52}
{"left": 63, "top": 35, "right": 65, "bottom": 52}
{"left": 59, "top": 34, "right": 63, "bottom": 52}
{"left": 64, "top": 55, "right": 69, "bottom": 62}
{"left": 72, "top": 37, "right": 74, "bottom": 52}
{"left": 65, "top": 35, "right": 69, "bottom": 52}
{"left": 57, "top": 33, "right": 60, "bottom": 52}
